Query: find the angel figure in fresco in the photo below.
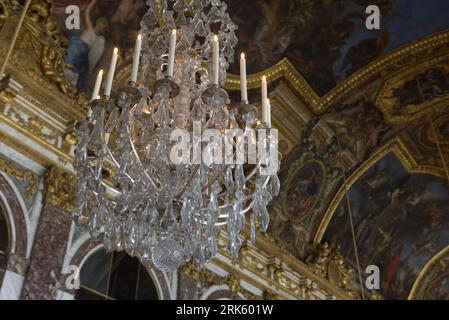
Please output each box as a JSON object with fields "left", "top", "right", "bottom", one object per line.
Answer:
{"left": 64, "top": 0, "right": 108, "bottom": 92}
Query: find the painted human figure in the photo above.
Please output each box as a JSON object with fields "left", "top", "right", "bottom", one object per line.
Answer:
{"left": 64, "top": 0, "right": 108, "bottom": 92}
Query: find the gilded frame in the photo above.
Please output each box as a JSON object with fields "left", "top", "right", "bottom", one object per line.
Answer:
{"left": 408, "top": 244, "right": 449, "bottom": 300}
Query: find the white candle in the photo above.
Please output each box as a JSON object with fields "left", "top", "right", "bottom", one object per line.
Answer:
{"left": 240, "top": 53, "right": 248, "bottom": 103}
{"left": 167, "top": 29, "right": 177, "bottom": 78}
{"left": 266, "top": 99, "right": 271, "bottom": 127}
{"left": 261, "top": 75, "right": 268, "bottom": 122}
{"left": 131, "top": 34, "right": 142, "bottom": 83}
{"left": 212, "top": 35, "right": 220, "bottom": 85}
{"left": 91, "top": 69, "right": 103, "bottom": 101}
{"left": 105, "top": 48, "right": 118, "bottom": 97}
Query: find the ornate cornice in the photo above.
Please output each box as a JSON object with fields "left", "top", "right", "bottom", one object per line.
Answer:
{"left": 375, "top": 52, "right": 449, "bottom": 122}
{"left": 226, "top": 29, "right": 449, "bottom": 114}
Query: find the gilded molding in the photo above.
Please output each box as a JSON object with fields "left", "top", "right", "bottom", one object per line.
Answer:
{"left": 408, "top": 245, "right": 449, "bottom": 300}
{"left": 26, "top": 0, "right": 75, "bottom": 97}
{"left": 314, "top": 137, "right": 448, "bottom": 243}
{"left": 0, "top": 0, "right": 88, "bottom": 121}
{"left": 306, "top": 242, "right": 358, "bottom": 298}
{"left": 0, "top": 155, "right": 38, "bottom": 199}
{"left": 4, "top": 105, "right": 61, "bottom": 147}
{"left": 226, "top": 29, "right": 449, "bottom": 114}
{"left": 179, "top": 262, "right": 259, "bottom": 300}
{"left": 376, "top": 55, "right": 449, "bottom": 122}
{"left": 220, "top": 230, "right": 352, "bottom": 300}
{"left": 44, "top": 166, "right": 75, "bottom": 211}
{"left": 0, "top": 113, "right": 73, "bottom": 164}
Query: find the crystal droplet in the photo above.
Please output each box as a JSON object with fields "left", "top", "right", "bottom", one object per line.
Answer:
{"left": 115, "top": 223, "right": 125, "bottom": 251}
{"left": 103, "top": 220, "right": 115, "bottom": 252}
{"left": 105, "top": 107, "right": 119, "bottom": 133}
{"left": 181, "top": 198, "right": 192, "bottom": 232}
{"left": 208, "top": 192, "right": 218, "bottom": 221}
{"left": 224, "top": 165, "right": 234, "bottom": 191}
{"left": 209, "top": 233, "right": 217, "bottom": 257}
{"left": 152, "top": 238, "right": 184, "bottom": 272}
{"left": 235, "top": 164, "right": 245, "bottom": 191}
{"left": 250, "top": 213, "right": 256, "bottom": 244}
{"left": 195, "top": 19, "right": 206, "bottom": 37}
{"left": 94, "top": 156, "right": 104, "bottom": 180}
{"left": 259, "top": 203, "right": 270, "bottom": 232}
{"left": 229, "top": 240, "right": 238, "bottom": 259}
{"left": 271, "top": 174, "right": 281, "bottom": 196}
{"left": 160, "top": 202, "right": 177, "bottom": 231}
{"left": 126, "top": 215, "right": 138, "bottom": 256}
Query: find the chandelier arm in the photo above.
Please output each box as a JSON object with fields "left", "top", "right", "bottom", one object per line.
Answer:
{"left": 200, "top": 167, "right": 226, "bottom": 192}
{"left": 216, "top": 175, "right": 270, "bottom": 212}
{"left": 176, "top": 164, "right": 201, "bottom": 198}
{"left": 103, "top": 145, "right": 136, "bottom": 184}
{"left": 198, "top": 145, "right": 252, "bottom": 193}
{"left": 126, "top": 124, "right": 159, "bottom": 190}
{"left": 98, "top": 179, "right": 121, "bottom": 196}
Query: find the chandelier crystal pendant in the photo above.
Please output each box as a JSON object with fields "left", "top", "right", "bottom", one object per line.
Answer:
{"left": 73, "top": 0, "right": 280, "bottom": 272}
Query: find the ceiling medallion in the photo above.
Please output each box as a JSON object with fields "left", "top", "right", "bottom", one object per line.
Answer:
{"left": 73, "top": 0, "right": 280, "bottom": 272}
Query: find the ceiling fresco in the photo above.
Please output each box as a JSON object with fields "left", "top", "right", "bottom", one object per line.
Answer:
{"left": 228, "top": 0, "right": 449, "bottom": 95}
{"left": 50, "top": 0, "right": 449, "bottom": 97}
{"left": 267, "top": 39, "right": 449, "bottom": 298}
{"left": 323, "top": 152, "right": 449, "bottom": 299}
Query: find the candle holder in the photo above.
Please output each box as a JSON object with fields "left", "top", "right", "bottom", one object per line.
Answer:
{"left": 88, "top": 97, "right": 109, "bottom": 121}
{"left": 236, "top": 101, "right": 259, "bottom": 128}
{"left": 115, "top": 81, "right": 142, "bottom": 109}
{"left": 153, "top": 76, "right": 180, "bottom": 99}
{"left": 256, "top": 121, "right": 271, "bottom": 130}
{"left": 201, "top": 84, "right": 229, "bottom": 107}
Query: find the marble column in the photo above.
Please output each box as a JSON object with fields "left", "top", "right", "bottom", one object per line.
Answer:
{"left": 20, "top": 167, "right": 74, "bottom": 300}
{"left": 0, "top": 271, "right": 25, "bottom": 300}
{"left": 20, "top": 202, "right": 72, "bottom": 299}
{"left": 177, "top": 264, "right": 200, "bottom": 300}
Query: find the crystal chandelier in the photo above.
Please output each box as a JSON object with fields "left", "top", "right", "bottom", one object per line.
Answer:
{"left": 73, "top": 0, "right": 280, "bottom": 272}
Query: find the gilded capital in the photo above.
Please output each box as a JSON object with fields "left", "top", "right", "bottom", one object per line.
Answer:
{"left": 44, "top": 166, "right": 75, "bottom": 212}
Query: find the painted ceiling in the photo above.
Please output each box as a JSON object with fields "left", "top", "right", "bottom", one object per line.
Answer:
{"left": 325, "top": 152, "right": 449, "bottom": 299}
{"left": 52, "top": 0, "right": 449, "bottom": 96}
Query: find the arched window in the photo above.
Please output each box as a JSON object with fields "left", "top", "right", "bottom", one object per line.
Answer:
{"left": 75, "top": 248, "right": 159, "bottom": 300}
{"left": 0, "top": 204, "right": 10, "bottom": 287}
